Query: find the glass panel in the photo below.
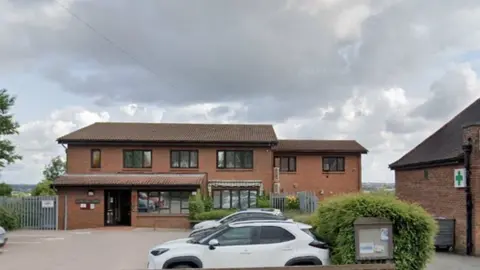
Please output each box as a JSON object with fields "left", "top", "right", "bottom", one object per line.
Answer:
{"left": 217, "top": 151, "right": 225, "bottom": 168}
{"left": 180, "top": 151, "right": 189, "bottom": 168}
{"left": 213, "top": 191, "right": 221, "bottom": 209}
{"left": 226, "top": 151, "right": 235, "bottom": 168}
{"left": 181, "top": 192, "right": 190, "bottom": 209}
{"left": 132, "top": 150, "right": 143, "bottom": 168}
{"left": 289, "top": 157, "right": 296, "bottom": 171}
{"left": 337, "top": 158, "right": 344, "bottom": 171}
{"left": 244, "top": 151, "right": 253, "bottom": 169}
{"left": 280, "top": 157, "right": 289, "bottom": 171}
{"left": 159, "top": 192, "right": 170, "bottom": 213}
{"left": 148, "top": 191, "right": 160, "bottom": 212}
{"left": 249, "top": 190, "right": 257, "bottom": 207}
{"left": 124, "top": 151, "right": 133, "bottom": 168}
{"left": 189, "top": 151, "right": 198, "bottom": 167}
{"left": 137, "top": 192, "right": 148, "bottom": 212}
{"left": 92, "top": 150, "right": 101, "bottom": 168}
{"left": 222, "top": 190, "right": 231, "bottom": 208}
{"left": 217, "top": 227, "right": 255, "bottom": 246}
{"left": 143, "top": 151, "right": 152, "bottom": 168}
{"left": 231, "top": 190, "right": 240, "bottom": 209}
{"left": 170, "top": 192, "right": 181, "bottom": 213}
{"left": 240, "top": 190, "right": 249, "bottom": 209}
{"left": 171, "top": 151, "right": 180, "bottom": 168}
{"left": 234, "top": 152, "right": 243, "bottom": 168}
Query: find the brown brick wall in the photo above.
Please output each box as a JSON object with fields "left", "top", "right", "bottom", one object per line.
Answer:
{"left": 395, "top": 166, "right": 467, "bottom": 252}
{"left": 275, "top": 154, "right": 362, "bottom": 197}
{"left": 57, "top": 187, "right": 105, "bottom": 230}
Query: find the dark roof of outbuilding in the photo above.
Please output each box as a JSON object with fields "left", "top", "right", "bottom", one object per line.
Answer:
{"left": 389, "top": 98, "right": 480, "bottom": 169}
{"left": 275, "top": 139, "right": 368, "bottom": 153}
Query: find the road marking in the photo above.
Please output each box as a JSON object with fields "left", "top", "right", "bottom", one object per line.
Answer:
{"left": 8, "top": 241, "right": 42, "bottom": 244}
{"left": 72, "top": 231, "right": 91, "bottom": 235}
{"left": 44, "top": 237, "right": 65, "bottom": 241}
{"left": 9, "top": 234, "right": 57, "bottom": 238}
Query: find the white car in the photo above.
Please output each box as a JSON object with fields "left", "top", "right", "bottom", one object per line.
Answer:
{"left": 147, "top": 220, "right": 330, "bottom": 269}
{"left": 192, "top": 208, "right": 283, "bottom": 231}
{"left": 0, "top": 226, "right": 7, "bottom": 251}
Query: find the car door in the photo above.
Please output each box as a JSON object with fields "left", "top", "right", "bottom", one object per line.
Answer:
{"left": 201, "top": 226, "right": 260, "bottom": 268}
{"left": 246, "top": 226, "right": 297, "bottom": 267}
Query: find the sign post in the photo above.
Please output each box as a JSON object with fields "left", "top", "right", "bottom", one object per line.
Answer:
{"left": 454, "top": 168, "right": 466, "bottom": 188}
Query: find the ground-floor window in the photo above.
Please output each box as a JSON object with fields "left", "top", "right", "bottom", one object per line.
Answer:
{"left": 137, "top": 191, "right": 190, "bottom": 214}
{"left": 212, "top": 189, "right": 258, "bottom": 209}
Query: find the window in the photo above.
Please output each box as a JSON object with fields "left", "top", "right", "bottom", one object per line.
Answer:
{"left": 215, "top": 226, "right": 257, "bottom": 246}
{"left": 322, "top": 157, "right": 345, "bottom": 172}
{"left": 170, "top": 150, "right": 198, "bottom": 168}
{"left": 137, "top": 191, "right": 190, "bottom": 214}
{"left": 258, "top": 226, "right": 295, "bottom": 244}
{"left": 212, "top": 189, "right": 258, "bottom": 209}
{"left": 274, "top": 156, "right": 296, "bottom": 172}
{"left": 124, "top": 150, "right": 152, "bottom": 168}
{"left": 91, "top": 149, "right": 101, "bottom": 168}
{"left": 217, "top": 150, "right": 253, "bottom": 169}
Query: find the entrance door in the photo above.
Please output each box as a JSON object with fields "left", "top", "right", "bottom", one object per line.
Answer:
{"left": 105, "top": 190, "right": 131, "bottom": 226}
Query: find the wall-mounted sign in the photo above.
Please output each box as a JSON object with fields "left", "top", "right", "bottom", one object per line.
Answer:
{"left": 454, "top": 168, "right": 466, "bottom": 188}
{"left": 75, "top": 199, "right": 100, "bottom": 204}
{"left": 41, "top": 200, "right": 55, "bottom": 208}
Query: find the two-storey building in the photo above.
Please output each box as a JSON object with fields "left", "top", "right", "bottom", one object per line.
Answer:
{"left": 53, "top": 122, "right": 367, "bottom": 230}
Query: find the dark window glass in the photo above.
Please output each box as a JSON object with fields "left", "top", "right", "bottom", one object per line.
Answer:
{"left": 91, "top": 149, "right": 101, "bottom": 168}
{"left": 259, "top": 226, "right": 295, "bottom": 244}
{"left": 212, "top": 189, "right": 258, "bottom": 209}
{"left": 217, "top": 150, "right": 254, "bottom": 169}
{"left": 213, "top": 190, "right": 221, "bottom": 209}
{"left": 322, "top": 157, "right": 345, "bottom": 172}
{"left": 124, "top": 150, "right": 152, "bottom": 168}
{"left": 137, "top": 191, "right": 191, "bottom": 214}
{"left": 171, "top": 150, "right": 198, "bottom": 168}
{"left": 275, "top": 156, "right": 296, "bottom": 172}
{"left": 216, "top": 227, "right": 256, "bottom": 246}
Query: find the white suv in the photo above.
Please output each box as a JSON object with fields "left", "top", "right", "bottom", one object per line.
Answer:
{"left": 147, "top": 220, "right": 330, "bottom": 269}
{"left": 192, "top": 208, "right": 283, "bottom": 231}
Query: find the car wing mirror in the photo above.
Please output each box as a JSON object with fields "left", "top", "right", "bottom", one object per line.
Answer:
{"left": 208, "top": 239, "right": 219, "bottom": 250}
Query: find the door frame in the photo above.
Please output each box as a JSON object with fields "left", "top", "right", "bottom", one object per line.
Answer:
{"left": 104, "top": 189, "right": 132, "bottom": 226}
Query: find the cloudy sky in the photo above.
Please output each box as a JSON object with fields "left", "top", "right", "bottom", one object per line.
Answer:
{"left": 1, "top": 0, "right": 480, "bottom": 185}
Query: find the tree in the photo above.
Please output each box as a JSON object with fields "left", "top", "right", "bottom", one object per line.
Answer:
{"left": 31, "top": 156, "right": 66, "bottom": 196}
{"left": 0, "top": 89, "right": 22, "bottom": 168}
{"left": 0, "top": 182, "right": 12, "bottom": 196}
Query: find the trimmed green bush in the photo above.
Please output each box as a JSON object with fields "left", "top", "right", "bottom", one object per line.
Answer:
{"left": 202, "top": 196, "right": 213, "bottom": 212}
{"left": 0, "top": 206, "right": 20, "bottom": 230}
{"left": 256, "top": 195, "right": 270, "bottom": 208}
{"left": 313, "top": 193, "right": 437, "bottom": 270}
{"left": 195, "top": 209, "right": 236, "bottom": 221}
{"left": 188, "top": 194, "right": 205, "bottom": 220}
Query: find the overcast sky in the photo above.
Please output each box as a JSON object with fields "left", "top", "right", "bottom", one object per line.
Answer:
{"left": 1, "top": 0, "right": 480, "bottom": 185}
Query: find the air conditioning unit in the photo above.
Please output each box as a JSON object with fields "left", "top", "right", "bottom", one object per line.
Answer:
{"left": 273, "top": 183, "right": 281, "bottom": 194}
{"left": 323, "top": 163, "right": 330, "bottom": 171}
{"left": 273, "top": 167, "right": 280, "bottom": 182}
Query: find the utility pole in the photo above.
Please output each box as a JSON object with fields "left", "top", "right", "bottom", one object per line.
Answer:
{"left": 463, "top": 138, "right": 473, "bottom": 256}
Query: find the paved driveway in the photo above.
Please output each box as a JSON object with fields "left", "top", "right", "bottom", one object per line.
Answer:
{"left": 1, "top": 229, "right": 479, "bottom": 270}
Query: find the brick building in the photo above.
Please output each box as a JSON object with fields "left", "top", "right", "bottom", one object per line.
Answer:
{"left": 389, "top": 98, "right": 480, "bottom": 255}
{"left": 53, "top": 122, "right": 367, "bottom": 230}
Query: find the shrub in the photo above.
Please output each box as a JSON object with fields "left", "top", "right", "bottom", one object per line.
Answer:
{"left": 188, "top": 194, "right": 205, "bottom": 220}
{"left": 285, "top": 195, "right": 300, "bottom": 210}
{"left": 313, "top": 193, "right": 437, "bottom": 270}
{"left": 0, "top": 206, "right": 20, "bottom": 230}
{"left": 256, "top": 195, "right": 270, "bottom": 208}
{"left": 195, "top": 209, "right": 236, "bottom": 221}
{"left": 202, "top": 196, "right": 213, "bottom": 212}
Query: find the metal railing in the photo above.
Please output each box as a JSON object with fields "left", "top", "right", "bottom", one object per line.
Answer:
{"left": 270, "top": 191, "right": 318, "bottom": 213}
{"left": 0, "top": 196, "right": 58, "bottom": 230}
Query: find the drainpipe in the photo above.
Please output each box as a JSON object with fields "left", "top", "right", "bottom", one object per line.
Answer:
{"left": 462, "top": 138, "right": 473, "bottom": 256}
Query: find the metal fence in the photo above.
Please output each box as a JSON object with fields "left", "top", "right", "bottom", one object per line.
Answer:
{"left": 0, "top": 196, "right": 58, "bottom": 230}
{"left": 270, "top": 191, "right": 318, "bottom": 213}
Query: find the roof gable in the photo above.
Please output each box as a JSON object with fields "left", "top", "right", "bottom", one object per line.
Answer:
{"left": 57, "top": 122, "right": 278, "bottom": 144}
{"left": 389, "top": 98, "right": 480, "bottom": 169}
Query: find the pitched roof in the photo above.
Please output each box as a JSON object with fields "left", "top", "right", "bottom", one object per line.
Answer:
{"left": 389, "top": 98, "right": 480, "bottom": 169}
{"left": 275, "top": 139, "right": 368, "bottom": 153}
{"left": 53, "top": 173, "right": 206, "bottom": 186}
{"left": 57, "top": 122, "right": 278, "bottom": 143}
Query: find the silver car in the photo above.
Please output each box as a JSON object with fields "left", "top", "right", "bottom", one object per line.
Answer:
{"left": 0, "top": 226, "right": 7, "bottom": 251}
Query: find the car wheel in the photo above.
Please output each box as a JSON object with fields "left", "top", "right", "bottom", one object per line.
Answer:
{"left": 171, "top": 264, "right": 194, "bottom": 269}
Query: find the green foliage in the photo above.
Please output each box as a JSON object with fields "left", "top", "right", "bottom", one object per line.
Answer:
{"left": 0, "top": 89, "right": 22, "bottom": 169}
{"left": 256, "top": 194, "right": 270, "bottom": 208}
{"left": 202, "top": 196, "right": 213, "bottom": 212}
{"left": 31, "top": 156, "right": 66, "bottom": 196}
{"left": 0, "top": 182, "right": 12, "bottom": 196}
{"left": 313, "top": 193, "right": 437, "bottom": 270}
{"left": 285, "top": 195, "right": 300, "bottom": 210}
{"left": 195, "top": 209, "right": 236, "bottom": 221}
{"left": 0, "top": 206, "right": 20, "bottom": 230}
{"left": 188, "top": 194, "right": 205, "bottom": 220}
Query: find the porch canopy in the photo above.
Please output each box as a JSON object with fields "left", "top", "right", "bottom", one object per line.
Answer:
{"left": 53, "top": 173, "right": 206, "bottom": 187}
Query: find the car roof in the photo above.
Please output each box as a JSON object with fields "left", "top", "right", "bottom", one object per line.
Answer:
{"left": 237, "top": 208, "right": 281, "bottom": 213}
{"left": 229, "top": 219, "right": 313, "bottom": 230}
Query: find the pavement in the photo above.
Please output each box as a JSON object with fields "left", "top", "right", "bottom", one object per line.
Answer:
{"left": 1, "top": 228, "right": 479, "bottom": 270}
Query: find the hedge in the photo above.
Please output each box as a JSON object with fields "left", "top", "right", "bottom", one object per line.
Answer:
{"left": 0, "top": 206, "right": 20, "bottom": 230}
{"left": 313, "top": 193, "right": 437, "bottom": 270}
{"left": 195, "top": 209, "right": 236, "bottom": 221}
{"left": 188, "top": 194, "right": 205, "bottom": 220}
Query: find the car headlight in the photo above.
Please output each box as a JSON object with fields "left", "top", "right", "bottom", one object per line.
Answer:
{"left": 150, "top": 248, "right": 169, "bottom": 256}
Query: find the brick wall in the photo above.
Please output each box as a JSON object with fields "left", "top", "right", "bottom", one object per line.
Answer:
{"left": 57, "top": 188, "right": 105, "bottom": 230}
{"left": 275, "top": 154, "right": 361, "bottom": 196}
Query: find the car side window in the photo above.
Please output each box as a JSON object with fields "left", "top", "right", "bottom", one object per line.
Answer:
{"left": 258, "top": 226, "right": 295, "bottom": 244}
{"left": 222, "top": 213, "right": 245, "bottom": 223}
{"left": 216, "top": 226, "right": 258, "bottom": 246}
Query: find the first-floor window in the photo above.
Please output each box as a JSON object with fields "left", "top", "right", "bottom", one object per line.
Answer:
{"left": 274, "top": 156, "right": 296, "bottom": 172}
{"left": 322, "top": 157, "right": 345, "bottom": 172}
{"left": 212, "top": 189, "right": 258, "bottom": 209}
{"left": 137, "top": 191, "right": 190, "bottom": 214}
{"left": 124, "top": 150, "right": 152, "bottom": 168}
{"left": 217, "top": 150, "right": 253, "bottom": 169}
